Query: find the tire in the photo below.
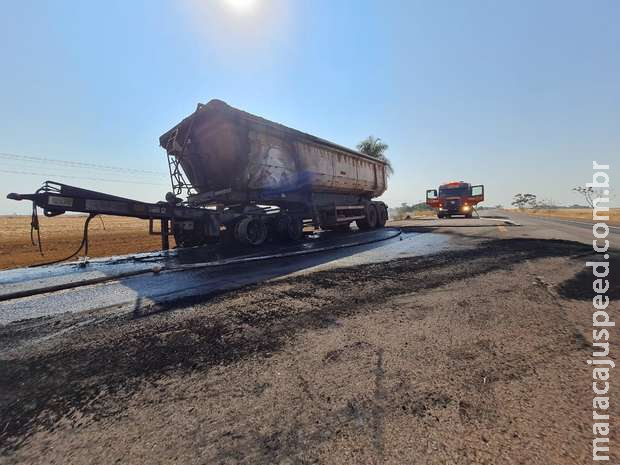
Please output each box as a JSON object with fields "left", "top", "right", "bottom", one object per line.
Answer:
{"left": 275, "top": 215, "right": 304, "bottom": 241}
{"left": 375, "top": 203, "right": 387, "bottom": 228}
{"left": 465, "top": 213, "right": 473, "bottom": 219}
{"left": 234, "top": 217, "right": 268, "bottom": 246}
{"left": 356, "top": 204, "right": 378, "bottom": 230}
{"left": 437, "top": 213, "right": 444, "bottom": 219}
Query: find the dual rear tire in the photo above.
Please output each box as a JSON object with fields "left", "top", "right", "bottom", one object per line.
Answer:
{"left": 234, "top": 217, "right": 268, "bottom": 246}
{"left": 356, "top": 203, "right": 387, "bottom": 230}
{"left": 275, "top": 215, "right": 304, "bottom": 241}
{"left": 233, "top": 214, "right": 303, "bottom": 246}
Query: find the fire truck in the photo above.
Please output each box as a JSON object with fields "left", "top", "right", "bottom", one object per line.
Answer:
{"left": 425, "top": 181, "right": 484, "bottom": 218}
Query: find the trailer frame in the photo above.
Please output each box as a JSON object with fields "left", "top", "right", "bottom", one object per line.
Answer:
{"left": 8, "top": 181, "right": 387, "bottom": 255}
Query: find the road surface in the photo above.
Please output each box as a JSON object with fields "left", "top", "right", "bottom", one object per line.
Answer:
{"left": 489, "top": 209, "right": 620, "bottom": 244}
{"left": 0, "top": 228, "right": 451, "bottom": 324}
{"left": 1, "top": 209, "right": 618, "bottom": 465}
{"left": 1, "top": 210, "right": 615, "bottom": 325}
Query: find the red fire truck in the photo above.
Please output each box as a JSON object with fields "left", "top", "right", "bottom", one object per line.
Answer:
{"left": 426, "top": 181, "right": 484, "bottom": 218}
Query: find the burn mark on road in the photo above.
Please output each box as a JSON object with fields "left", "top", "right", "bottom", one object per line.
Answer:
{"left": 556, "top": 252, "right": 619, "bottom": 301}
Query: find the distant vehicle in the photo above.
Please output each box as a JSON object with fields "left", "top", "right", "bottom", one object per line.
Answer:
{"left": 425, "top": 181, "right": 484, "bottom": 218}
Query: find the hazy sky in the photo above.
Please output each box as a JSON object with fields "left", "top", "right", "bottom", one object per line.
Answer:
{"left": 1, "top": 0, "right": 618, "bottom": 214}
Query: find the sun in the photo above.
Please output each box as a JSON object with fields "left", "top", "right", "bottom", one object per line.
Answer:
{"left": 224, "top": 0, "right": 257, "bottom": 13}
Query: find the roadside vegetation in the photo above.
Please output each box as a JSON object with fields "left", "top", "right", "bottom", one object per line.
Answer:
{"left": 390, "top": 202, "right": 434, "bottom": 220}
{"left": 509, "top": 190, "right": 618, "bottom": 224}
{"left": 524, "top": 208, "right": 619, "bottom": 224}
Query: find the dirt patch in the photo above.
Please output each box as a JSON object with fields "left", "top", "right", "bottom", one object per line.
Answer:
{"left": 0, "top": 215, "right": 174, "bottom": 269}
{"left": 0, "top": 238, "right": 617, "bottom": 464}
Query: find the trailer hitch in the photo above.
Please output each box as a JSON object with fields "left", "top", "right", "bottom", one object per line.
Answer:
{"left": 6, "top": 180, "right": 221, "bottom": 265}
{"left": 6, "top": 192, "right": 34, "bottom": 202}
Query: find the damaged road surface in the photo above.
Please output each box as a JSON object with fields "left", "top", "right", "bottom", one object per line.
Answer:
{"left": 1, "top": 233, "right": 618, "bottom": 464}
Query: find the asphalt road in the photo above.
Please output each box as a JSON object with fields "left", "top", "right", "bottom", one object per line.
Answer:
{"left": 2, "top": 214, "right": 615, "bottom": 464}
{"left": 0, "top": 209, "right": 614, "bottom": 325}
{"left": 490, "top": 209, "right": 620, "bottom": 244}
{"left": 0, "top": 228, "right": 452, "bottom": 324}
{"left": 398, "top": 208, "right": 619, "bottom": 247}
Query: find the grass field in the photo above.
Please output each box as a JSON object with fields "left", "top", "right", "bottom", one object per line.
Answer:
{"left": 391, "top": 210, "right": 436, "bottom": 220}
{"left": 522, "top": 208, "right": 619, "bottom": 224}
{"left": 0, "top": 215, "right": 173, "bottom": 270}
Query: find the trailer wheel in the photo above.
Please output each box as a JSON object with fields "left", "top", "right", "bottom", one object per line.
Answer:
{"left": 234, "top": 217, "right": 268, "bottom": 246}
{"left": 356, "top": 204, "right": 378, "bottom": 230}
{"left": 275, "top": 215, "right": 304, "bottom": 241}
{"left": 375, "top": 204, "right": 387, "bottom": 228}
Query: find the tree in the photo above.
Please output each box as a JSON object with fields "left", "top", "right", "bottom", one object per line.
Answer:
{"left": 395, "top": 201, "right": 431, "bottom": 219}
{"left": 357, "top": 136, "right": 394, "bottom": 177}
{"left": 511, "top": 193, "right": 537, "bottom": 209}
{"left": 572, "top": 186, "right": 609, "bottom": 209}
{"left": 535, "top": 198, "right": 558, "bottom": 210}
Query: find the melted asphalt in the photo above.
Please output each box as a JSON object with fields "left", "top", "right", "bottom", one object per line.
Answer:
{"left": 0, "top": 228, "right": 454, "bottom": 324}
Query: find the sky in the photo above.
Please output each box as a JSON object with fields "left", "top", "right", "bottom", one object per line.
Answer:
{"left": 0, "top": 0, "right": 618, "bottom": 214}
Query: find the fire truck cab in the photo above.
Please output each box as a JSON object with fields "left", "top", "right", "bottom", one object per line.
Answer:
{"left": 426, "top": 181, "right": 484, "bottom": 219}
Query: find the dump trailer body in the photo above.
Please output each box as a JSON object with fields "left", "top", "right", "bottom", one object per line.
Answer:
{"left": 159, "top": 100, "right": 388, "bottom": 208}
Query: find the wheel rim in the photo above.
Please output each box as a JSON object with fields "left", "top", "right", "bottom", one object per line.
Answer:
{"left": 236, "top": 217, "right": 267, "bottom": 245}
{"left": 246, "top": 219, "right": 266, "bottom": 245}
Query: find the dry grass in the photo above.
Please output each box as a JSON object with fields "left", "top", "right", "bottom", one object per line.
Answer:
{"left": 522, "top": 208, "right": 619, "bottom": 225}
{"left": 0, "top": 215, "right": 174, "bottom": 270}
{"left": 392, "top": 210, "right": 436, "bottom": 220}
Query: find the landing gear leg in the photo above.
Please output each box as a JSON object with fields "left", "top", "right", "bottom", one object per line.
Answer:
{"left": 161, "top": 219, "right": 169, "bottom": 250}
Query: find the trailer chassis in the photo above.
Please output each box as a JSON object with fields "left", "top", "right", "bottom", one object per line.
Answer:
{"left": 7, "top": 181, "right": 388, "bottom": 265}
{"left": 7, "top": 181, "right": 222, "bottom": 251}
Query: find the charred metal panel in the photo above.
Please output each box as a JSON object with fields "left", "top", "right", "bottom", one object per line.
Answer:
{"left": 295, "top": 142, "right": 335, "bottom": 191}
{"left": 245, "top": 130, "right": 297, "bottom": 191}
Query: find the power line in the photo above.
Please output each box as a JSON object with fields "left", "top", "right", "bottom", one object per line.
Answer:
{"left": 0, "top": 152, "right": 168, "bottom": 177}
{"left": 0, "top": 169, "right": 169, "bottom": 186}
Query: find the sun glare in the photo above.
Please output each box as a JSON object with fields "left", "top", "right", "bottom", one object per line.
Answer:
{"left": 224, "top": 0, "right": 256, "bottom": 13}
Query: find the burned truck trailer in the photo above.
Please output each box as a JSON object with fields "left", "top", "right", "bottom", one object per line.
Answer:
{"left": 8, "top": 100, "right": 389, "bottom": 249}
{"left": 161, "top": 99, "right": 388, "bottom": 246}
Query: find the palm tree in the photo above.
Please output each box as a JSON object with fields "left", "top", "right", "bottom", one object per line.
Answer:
{"left": 356, "top": 136, "right": 393, "bottom": 177}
